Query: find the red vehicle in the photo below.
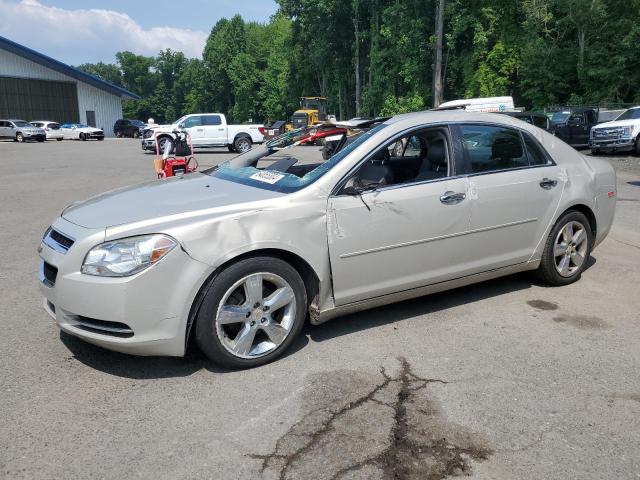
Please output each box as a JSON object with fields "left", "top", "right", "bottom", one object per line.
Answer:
{"left": 298, "top": 125, "right": 347, "bottom": 145}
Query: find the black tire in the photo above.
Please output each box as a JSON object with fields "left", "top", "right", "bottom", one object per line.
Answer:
{"left": 133, "top": 130, "right": 140, "bottom": 139}
{"left": 195, "top": 256, "right": 307, "bottom": 369}
{"left": 591, "top": 148, "right": 601, "bottom": 155}
{"left": 233, "top": 135, "right": 252, "bottom": 154}
{"left": 116, "top": 131, "right": 122, "bottom": 138}
{"left": 16, "top": 133, "right": 24, "bottom": 143}
{"left": 80, "top": 133, "right": 86, "bottom": 141}
{"left": 535, "top": 210, "right": 593, "bottom": 286}
{"left": 227, "top": 145, "right": 236, "bottom": 153}
{"left": 37, "top": 138, "right": 45, "bottom": 142}
{"left": 56, "top": 138, "right": 63, "bottom": 141}
{"left": 635, "top": 137, "right": 640, "bottom": 156}
{"left": 98, "top": 137, "right": 104, "bottom": 141}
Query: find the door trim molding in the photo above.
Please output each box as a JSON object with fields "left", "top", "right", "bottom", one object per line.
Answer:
{"left": 339, "top": 217, "right": 538, "bottom": 259}
{"left": 313, "top": 260, "right": 538, "bottom": 324}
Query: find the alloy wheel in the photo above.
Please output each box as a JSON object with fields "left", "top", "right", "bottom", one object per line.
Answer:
{"left": 553, "top": 220, "right": 588, "bottom": 277}
{"left": 236, "top": 138, "right": 251, "bottom": 153}
{"left": 215, "top": 272, "right": 296, "bottom": 359}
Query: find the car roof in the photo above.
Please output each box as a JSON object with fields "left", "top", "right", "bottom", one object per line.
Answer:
{"left": 383, "top": 110, "right": 535, "bottom": 130}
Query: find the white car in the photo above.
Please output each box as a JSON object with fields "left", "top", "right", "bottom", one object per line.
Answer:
{"left": 142, "top": 113, "right": 264, "bottom": 153}
{"left": 59, "top": 124, "right": 105, "bottom": 141}
{"left": 589, "top": 106, "right": 640, "bottom": 155}
{"left": 39, "top": 111, "right": 616, "bottom": 368}
{"left": 30, "top": 121, "right": 64, "bottom": 141}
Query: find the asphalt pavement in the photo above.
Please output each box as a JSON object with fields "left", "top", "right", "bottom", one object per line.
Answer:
{"left": 1, "top": 138, "right": 639, "bottom": 479}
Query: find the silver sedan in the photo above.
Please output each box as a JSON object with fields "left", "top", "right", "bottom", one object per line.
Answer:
{"left": 38, "top": 111, "right": 617, "bottom": 368}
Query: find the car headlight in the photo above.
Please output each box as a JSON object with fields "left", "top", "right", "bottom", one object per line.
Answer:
{"left": 623, "top": 126, "right": 632, "bottom": 137}
{"left": 81, "top": 234, "right": 177, "bottom": 277}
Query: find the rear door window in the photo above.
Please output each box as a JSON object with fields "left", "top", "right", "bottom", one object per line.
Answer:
{"left": 48, "top": 123, "right": 60, "bottom": 130}
{"left": 202, "top": 115, "right": 222, "bottom": 126}
{"left": 458, "top": 125, "right": 528, "bottom": 174}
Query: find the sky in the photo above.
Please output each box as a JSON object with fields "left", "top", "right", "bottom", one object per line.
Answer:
{"left": 0, "top": 0, "right": 279, "bottom": 65}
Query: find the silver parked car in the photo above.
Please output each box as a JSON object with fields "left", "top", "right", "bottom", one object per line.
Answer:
{"left": 0, "top": 119, "right": 46, "bottom": 142}
{"left": 38, "top": 111, "right": 617, "bottom": 368}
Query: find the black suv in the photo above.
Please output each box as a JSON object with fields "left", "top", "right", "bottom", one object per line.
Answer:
{"left": 549, "top": 107, "right": 599, "bottom": 147}
{"left": 113, "top": 119, "right": 145, "bottom": 138}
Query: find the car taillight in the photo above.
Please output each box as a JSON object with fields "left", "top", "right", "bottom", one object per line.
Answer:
{"left": 258, "top": 127, "right": 265, "bottom": 135}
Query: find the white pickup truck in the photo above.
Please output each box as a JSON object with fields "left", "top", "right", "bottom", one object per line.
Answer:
{"left": 142, "top": 113, "right": 264, "bottom": 153}
{"left": 589, "top": 106, "right": 640, "bottom": 155}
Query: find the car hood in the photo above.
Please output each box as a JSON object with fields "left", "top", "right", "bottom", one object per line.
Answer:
{"left": 594, "top": 119, "right": 640, "bottom": 129}
{"left": 62, "top": 172, "right": 284, "bottom": 229}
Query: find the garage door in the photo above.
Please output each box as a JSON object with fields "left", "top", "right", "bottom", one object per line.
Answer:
{"left": 0, "top": 77, "right": 79, "bottom": 123}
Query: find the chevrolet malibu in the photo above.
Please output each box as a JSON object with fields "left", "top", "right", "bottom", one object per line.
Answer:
{"left": 38, "top": 111, "right": 617, "bottom": 368}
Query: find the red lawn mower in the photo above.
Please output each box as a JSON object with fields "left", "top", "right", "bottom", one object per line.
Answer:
{"left": 153, "top": 129, "right": 198, "bottom": 178}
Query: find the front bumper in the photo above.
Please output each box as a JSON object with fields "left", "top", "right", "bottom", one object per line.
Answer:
{"left": 86, "top": 132, "right": 105, "bottom": 140}
{"left": 38, "top": 217, "right": 211, "bottom": 357}
{"left": 142, "top": 138, "right": 155, "bottom": 150}
{"left": 24, "top": 132, "right": 46, "bottom": 140}
{"left": 589, "top": 137, "right": 635, "bottom": 152}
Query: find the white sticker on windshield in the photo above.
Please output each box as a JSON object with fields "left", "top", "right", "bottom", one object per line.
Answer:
{"left": 250, "top": 171, "right": 285, "bottom": 184}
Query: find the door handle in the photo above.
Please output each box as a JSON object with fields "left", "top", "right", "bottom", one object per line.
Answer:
{"left": 218, "top": 128, "right": 225, "bottom": 131}
{"left": 539, "top": 178, "right": 558, "bottom": 190}
{"left": 440, "top": 191, "right": 466, "bottom": 205}
{"left": 196, "top": 129, "right": 204, "bottom": 132}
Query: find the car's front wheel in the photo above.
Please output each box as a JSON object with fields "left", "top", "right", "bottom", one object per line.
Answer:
{"left": 635, "top": 137, "right": 640, "bottom": 156}
{"left": 536, "top": 210, "right": 592, "bottom": 286}
{"left": 80, "top": 133, "right": 86, "bottom": 141}
{"left": 195, "top": 256, "right": 307, "bottom": 369}
{"left": 16, "top": 133, "right": 24, "bottom": 142}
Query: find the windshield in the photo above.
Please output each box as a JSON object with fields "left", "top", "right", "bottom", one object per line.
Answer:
{"left": 13, "top": 121, "right": 31, "bottom": 127}
{"left": 550, "top": 111, "right": 571, "bottom": 124}
{"left": 76, "top": 124, "right": 88, "bottom": 128}
{"left": 131, "top": 120, "right": 145, "bottom": 127}
{"left": 206, "top": 124, "right": 387, "bottom": 193}
{"left": 615, "top": 108, "right": 640, "bottom": 121}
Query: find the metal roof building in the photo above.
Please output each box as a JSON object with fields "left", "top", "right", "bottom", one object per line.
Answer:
{"left": 0, "top": 35, "right": 139, "bottom": 137}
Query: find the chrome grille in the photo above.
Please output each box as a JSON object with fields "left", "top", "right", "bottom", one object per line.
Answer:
{"left": 593, "top": 127, "right": 628, "bottom": 141}
{"left": 143, "top": 128, "right": 154, "bottom": 139}
{"left": 43, "top": 227, "right": 74, "bottom": 254}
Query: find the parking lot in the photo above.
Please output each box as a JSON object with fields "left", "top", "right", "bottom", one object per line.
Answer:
{"left": 1, "top": 138, "right": 639, "bottom": 479}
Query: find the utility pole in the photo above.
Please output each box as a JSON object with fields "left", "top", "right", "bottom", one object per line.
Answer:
{"left": 432, "top": 0, "right": 445, "bottom": 107}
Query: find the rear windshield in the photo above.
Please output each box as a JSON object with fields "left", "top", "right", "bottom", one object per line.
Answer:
{"left": 206, "top": 124, "right": 387, "bottom": 193}
{"left": 550, "top": 111, "right": 571, "bottom": 124}
{"left": 48, "top": 123, "right": 60, "bottom": 129}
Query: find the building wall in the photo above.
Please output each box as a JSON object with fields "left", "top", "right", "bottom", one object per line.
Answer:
{"left": 0, "top": 48, "right": 123, "bottom": 136}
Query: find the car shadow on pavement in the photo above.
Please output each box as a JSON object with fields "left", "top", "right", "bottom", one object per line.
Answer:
{"left": 308, "top": 261, "right": 595, "bottom": 343}
{"left": 59, "top": 330, "right": 310, "bottom": 379}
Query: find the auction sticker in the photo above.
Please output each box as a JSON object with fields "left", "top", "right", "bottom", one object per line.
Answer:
{"left": 250, "top": 171, "right": 285, "bottom": 184}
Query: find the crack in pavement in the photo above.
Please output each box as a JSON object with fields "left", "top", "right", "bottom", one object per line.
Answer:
{"left": 248, "top": 358, "right": 493, "bottom": 480}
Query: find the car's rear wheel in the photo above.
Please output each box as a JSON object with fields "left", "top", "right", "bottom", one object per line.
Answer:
{"left": 16, "top": 133, "right": 24, "bottom": 142}
{"left": 133, "top": 130, "right": 140, "bottom": 139}
{"left": 80, "top": 133, "right": 86, "bottom": 141}
{"left": 535, "top": 210, "right": 592, "bottom": 286}
{"left": 195, "top": 256, "right": 307, "bottom": 369}
{"left": 56, "top": 138, "right": 63, "bottom": 141}
{"left": 234, "top": 136, "right": 252, "bottom": 154}
{"left": 116, "top": 131, "right": 122, "bottom": 138}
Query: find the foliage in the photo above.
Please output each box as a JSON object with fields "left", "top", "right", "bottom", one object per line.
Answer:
{"left": 77, "top": 0, "right": 640, "bottom": 123}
